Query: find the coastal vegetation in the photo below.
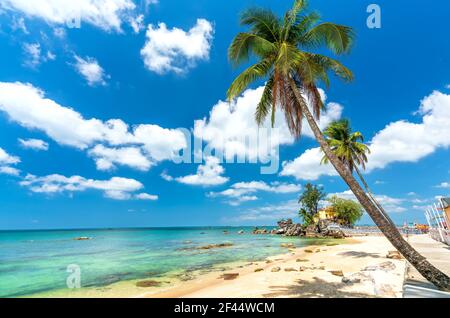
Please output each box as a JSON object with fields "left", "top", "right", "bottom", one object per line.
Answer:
{"left": 226, "top": 0, "right": 450, "bottom": 289}
{"left": 298, "top": 183, "right": 326, "bottom": 226}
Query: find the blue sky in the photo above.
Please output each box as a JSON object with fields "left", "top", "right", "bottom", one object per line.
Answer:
{"left": 0, "top": 0, "right": 449, "bottom": 230}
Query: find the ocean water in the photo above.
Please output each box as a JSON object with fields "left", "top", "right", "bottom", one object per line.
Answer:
{"left": 0, "top": 227, "right": 330, "bottom": 297}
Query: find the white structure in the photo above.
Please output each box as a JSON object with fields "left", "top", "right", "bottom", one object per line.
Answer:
{"left": 425, "top": 198, "right": 450, "bottom": 245}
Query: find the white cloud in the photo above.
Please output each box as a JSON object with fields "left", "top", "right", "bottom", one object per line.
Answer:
{"left": 11, "top": 16, "right": 28, "bottom": 33}
{"left": 0, "top": 147, "right": 20, "bottom": 176}
{"left": 0, "top": 166, "right": 21, "bottom": 176}
{"left": 22, "top": 43, "right": 41, "bottom": 68}
{"left": 0, "top": 147, "right": 20, "bottom": 165}
{"left": 174, "top": 156, "right": 229, "bottom": 186}
{"left": 281, "top": 89, "right": 450, "bottom": 180}
{"left": 88, "top": 144, "right": 152, "bottom": 171}
{"left": 436, "top": 182, "right": 450, "bottom": 189}
{"left": 0, "top": 0, "right": 137, "bottom": 32}
{"left": 129, "top": 14, "right": 144, "bottom": 33}
{"left": 22, "top": 42, "right": 56, "bottom": 68}
{"left": 209, "top": 180, "right": 301, "bottom": 206}
{"left": 140, "top": 18, "right": 213, "bottom": 74}
{"left": 135, "top": 192, "right": 158, "bottom": 201}
{"left": 19, "top": 173, "right": 148, "bottom": 200}
{"left": 194, "top": 86, "right": 342, "bottom": 162}
{"left": 74, "top": 55, "right": 108, "bottom": 86}
{"left": 280, "top": 147, "right": 337, "bottom": 180}
{"left": 0, "top": 82, "right": 187, "bottom": 171}
{"left": 18, "top": 138, "right": 49, "bottom": 151}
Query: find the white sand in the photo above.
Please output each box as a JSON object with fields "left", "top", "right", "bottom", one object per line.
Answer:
{"left": 145, "top": 236, "right": 407, "bottom": 298}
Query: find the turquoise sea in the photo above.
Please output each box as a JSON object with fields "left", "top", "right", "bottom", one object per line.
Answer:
{"left": 0, "top": 227, "right": 330, "bottom": 297}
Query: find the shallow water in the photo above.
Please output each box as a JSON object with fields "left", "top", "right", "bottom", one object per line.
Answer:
{"left": 0, "top": 227, "right": 331, "bottom": 297}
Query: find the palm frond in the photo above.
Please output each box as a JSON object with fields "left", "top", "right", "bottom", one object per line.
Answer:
{"left": 255, "top": 76, "right": 274, "bottom": 126}
{"left": 305, "top": 22, "right": 355, "bottom": 55}
{"left": 228, "top": 32, "right": 276, "bottom": 66}
{"left": 227, "top": 58, "right": 273, "bottom": 100}
{"left": 240, "top": 8, "right": 282, "bottom": 42}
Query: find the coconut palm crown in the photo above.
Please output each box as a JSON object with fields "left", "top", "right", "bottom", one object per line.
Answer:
{"left": 227, "top": 0, "right": 354, "bottom": 137}
{"left": 320, "top": 119, "right": 370, "bottom": 172}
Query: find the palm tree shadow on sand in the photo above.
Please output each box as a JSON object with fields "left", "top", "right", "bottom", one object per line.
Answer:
{"left": 263, "top": 277, "right": 373, "bottom": 298}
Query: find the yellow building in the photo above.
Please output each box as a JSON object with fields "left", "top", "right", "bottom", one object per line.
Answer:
{"left": 313, "top": 207, "right": 338, "bottom": 223}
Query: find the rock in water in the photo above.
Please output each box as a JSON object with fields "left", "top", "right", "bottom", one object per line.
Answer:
{"left": 136, "top": 280, "right": 161, "bottom": 287}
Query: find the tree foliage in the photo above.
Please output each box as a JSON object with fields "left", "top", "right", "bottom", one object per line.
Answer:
{"left": 298, "top": 183, "right": 326, "bottom": 225}
{"left": 328, "top": 195, "right": 363, "bottom": 226}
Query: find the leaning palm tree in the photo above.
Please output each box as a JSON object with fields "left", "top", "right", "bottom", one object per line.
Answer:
{"left": 320, "top": 119, "right": 396, "bottom": 227}
{"left": 227, "top": 0, "right": 449, "bottom": 290}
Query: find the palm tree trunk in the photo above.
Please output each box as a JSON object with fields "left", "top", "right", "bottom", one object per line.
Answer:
{"left": 289, "top": 78, "right": 450, "bottom": 291}
{"left": 353, "top": 165, "right": 397, "bottom": 228}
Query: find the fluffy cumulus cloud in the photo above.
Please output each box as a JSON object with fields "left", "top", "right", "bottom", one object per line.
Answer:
{"left": 281, "top": 89, "right": 450, "bottom": 180}
{"left": 209, "top": 181, "right": 301, "bottom": 206}
{"left": 0, "top": 82, "right": 187, "bottom": 171}
{"left": 171, "top": 156, "right": 229, "bottom": 186}
{"left": 140, "top": 19, "right": 213, "bottom": 74}
{"left": 88, "top": 144, "right": 152, "bottom": 171}
{"left": 0, "top": 0, "right": 137, "bottom": 32}
{"left": 19, "top": 173, "right": 157, "bottom": 200}
{"left": 0, "top": 147, "right": 21, "bottom": 176}
{"left": 74, "top": 56, "right": 109, "bottom": 86}
{"left": 18, "top": 138, "right": 49, "bottom": 151}
{"left": 194, "top": 86, "right": 342, "bottom": 163}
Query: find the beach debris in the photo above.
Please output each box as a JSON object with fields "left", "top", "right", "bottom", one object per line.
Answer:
{"left": 386, "top": 251, "right": 403, "bottom": 260}
{"left": 136, "top": 280, "right": 161, "bottom": 287}
{"left": 296, "top": 258, "right": 308, "bottom": 262}
{"left": 304, "top": 249, "right": 314, "bottom": 253}
{"left": 284, "top": 267, "right": 297, "bottom": 272}
{"left": 329, "top": 270, "right": 344, "bottom": 277}
{"left": 299, "top": 266, "right": 306, "bottom": 271}
{"left": 254, "top": 268, "right": 264, "bottom": 272}
{"left": 219, "top": 273, "right": 239, "bottom": 280}
{"left": 271, "top": 267, "right": 281, "bottom": 272}
{"left": 73, "top": 236, "right": 91, "bottom": 241}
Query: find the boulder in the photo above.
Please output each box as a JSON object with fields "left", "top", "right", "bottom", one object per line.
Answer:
{"left": 329, "top": 270, "right": 344, "bottom": 277}
{"left": 386, "top": 251, "right": 403, "bottom": 260}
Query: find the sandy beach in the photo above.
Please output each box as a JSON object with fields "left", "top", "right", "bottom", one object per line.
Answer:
{"left": 140, "top": 235, "right": 407, "bottom": 298}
